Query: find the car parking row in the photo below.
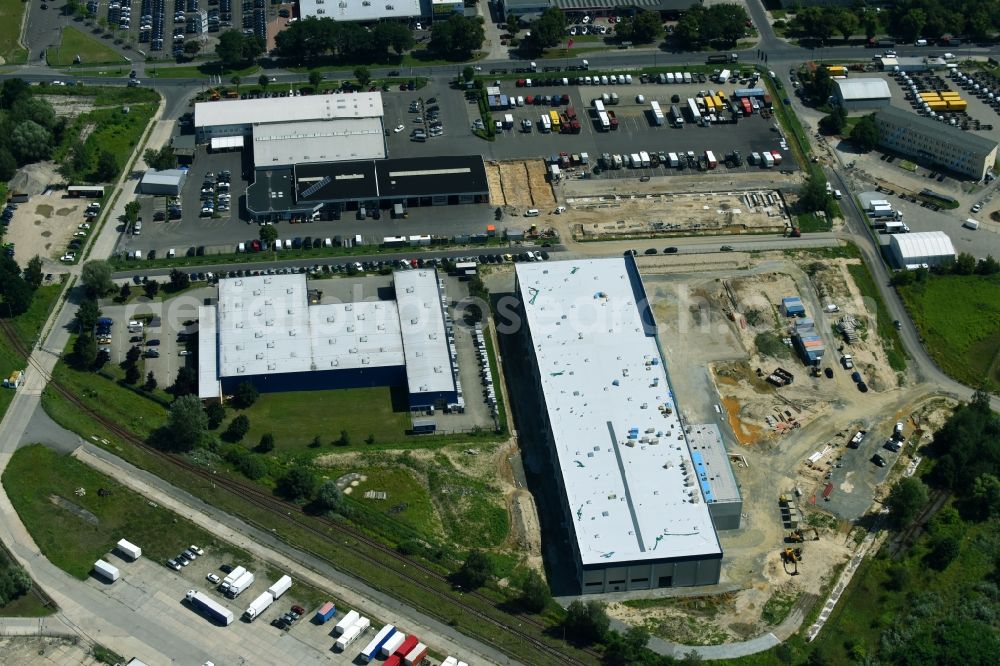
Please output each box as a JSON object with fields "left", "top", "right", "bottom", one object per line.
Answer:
{"left": 89, "top": 0, "right": 250, "bottom": 55}
{"left": 199, "top": 169, "right": 232, "bottom": 217}
{"left": 59, "top": 201, "right": 101, "bottom": 263}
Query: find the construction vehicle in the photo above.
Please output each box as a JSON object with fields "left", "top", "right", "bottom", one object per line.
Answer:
{"left": 781, "top": 548, "right": 802, "bottom": 575}
{"left": 788, "top": 527, "right": 819, "bottom": 543}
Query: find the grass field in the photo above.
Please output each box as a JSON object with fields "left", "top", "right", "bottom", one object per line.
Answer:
{"left": 847, "top": 263, "right": 907, "bottom": 373}
{"left": 223, "top": 387, "right": 413, "bottom": 452}
{"left": 0, "top": 0, "right": 27, "bottom": 65}
{"left": 0, "top": 282, "right": 65, "bottom": 420}
{"left": 146, "top": 62, "right": 260, "bottom": 79}
{"left": 47, "top": 27, "right": 127, "bottom": 67}
{"left": 56, "top": 103, "right": 157, "bottom": 183}
{"left": 899, "top": 274, "right": 1000, "bottom": 388}
{"left": 2, "top": 444, "right": 249, "bottom": 580}
{"left": 0, "top": 545, "right": 54, "bottom": 617}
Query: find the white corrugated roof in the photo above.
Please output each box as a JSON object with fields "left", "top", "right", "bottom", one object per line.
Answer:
{"left": 516, "top": 258, "right": 721, "bottom": 566}
{"left": 198, "top": 305, "right": 221, "bottom": 399}
{"left": 252, "top": 118, "right": 385, "bottom": 168}
{"left": 141, "top": 169, "right": 185, "bottom": 186}
{"left": 299, "top": 0, "right": 421, "bottom": 22}
{"left": 835, "top": 78, "right": 892, "bottom": 101}
{"left": 890, "top": 230, "right": 956, "bottom": 260}
{"left": 393, "top": 269, "right": 456, "bottom": 397}
{"left": 195, "top": 92, "right": 383, "bottom": 129}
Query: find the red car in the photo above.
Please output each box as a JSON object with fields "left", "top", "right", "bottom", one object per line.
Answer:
{"left": 251, "top": 239, "right": 261, "bottom": 252}
{"left": 291, "top": 605, "right": 305, "bottom": 615}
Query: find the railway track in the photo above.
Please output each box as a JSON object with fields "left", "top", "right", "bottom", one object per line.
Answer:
{"left": 0, "top": 321, "right": 596, "bottom": 665}
{"left": 887, "top": 488, "right": 950, "bottom": 558}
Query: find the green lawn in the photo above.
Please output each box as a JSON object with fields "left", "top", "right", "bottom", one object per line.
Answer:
{"left": 899, "top": 274, "right": 1000, "bottom": 389}
{"left": 224, "top": 387, "right": 412, "bottom": 452}
{"left": 0, "top": 0, "right": 27, "bottom": 65}
{"left": 0, "top": 544, "right": 54, "bottom": 617}
{"left": 847, "top": 263, "right": 907, "bottom": 372}
{"left": 341, "top": 466, "right": 443, "bottom": 540}
{"left": 56, "top": 103, "right": 157, "bottom": 183}
{"left": 39, "top": 84, "right": 161, "bottom": 106}
{"left": 47, "top": 26, "right": 127, "bottom": 67}
{"left": 2, "top": 444, "right": 250, "bottom": 580}
{"left": 146, "top": 62, "right": 260, "bottom": 79}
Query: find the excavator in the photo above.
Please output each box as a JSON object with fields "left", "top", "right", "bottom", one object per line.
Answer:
{"left": 781, "top": 547, "right": 802, "bottom": 576}
{"left": 787, "top": 527, "right": 820, "bottom": 543}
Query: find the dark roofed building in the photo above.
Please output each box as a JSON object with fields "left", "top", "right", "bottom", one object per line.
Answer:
{"left": 500, "top": 0, "right": 693, "bottom": 19}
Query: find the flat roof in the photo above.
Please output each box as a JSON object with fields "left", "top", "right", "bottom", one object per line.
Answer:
{"left": 198, "top": 305, "right": 221, "bottom": 400}
{"left": 877, "top": 105, "right": 999, "bottom": 155}
{"left": 141, "top": 169, "right": 186, "bottom": 186}
{"left": 294, "top": 161, "right": 379, "bottom": 203}
{"left": 685, "top": 424, "right": 741, "bottom": 504}
{"left": 299, "top": 0, "right": 421, "bottom": 21}
{"left": 195, "top": 92, "right": 384, "bottom": 129}
{"left": 835, "top": 78, "right": 891, "bottom": 101}
{"left": 252, "top": 118, "right": 386, "bottom": 168}
{"left": 215, "top": 274, "right": 403, "bottom": 380}
{"left": 517, "top": 258, "right": 721, "bottom": 566}
{"left": 376, "top": 156, "right": 489, "bottom": 199}
{"left": 393, "top": 269, "right": 456, "bottom": 397}
{"left": 246, "top": 167, "right": 303, "bottom": 216}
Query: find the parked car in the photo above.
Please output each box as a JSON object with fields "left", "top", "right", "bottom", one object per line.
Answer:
{"left": 165, "top": 559, "right": 181, "bottom": 570}
{"left": 871, "top": 454, "right": 886, "bottom": 467}
{"left": 206, "top": 573, "right": 220, "bottom": 584}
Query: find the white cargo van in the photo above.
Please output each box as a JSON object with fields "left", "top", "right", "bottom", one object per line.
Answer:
{"left": 237, "top": 242, "right": 245, "bottom": 252}
{"left": 964, "top": 218, "right": 980, "bottom": 230}
{"left": 524, "top": 208, "right": 540, "bottom": 217}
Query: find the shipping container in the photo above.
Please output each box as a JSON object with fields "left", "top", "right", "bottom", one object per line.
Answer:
{"left": 267, "top": 575, "right": 292, "bottom": 599}
{"left": 93, "top": 559, "right": 120, "bottom": 582}
{"left": 360, "top": 624, "right": 397, "bottom": 663}
{"left": 243, "top": 591, "right": 274, "bottom": 621}
{"left": 394, "top": 635, "right": 419, "bottom": 658}
{"left": 314, "top": 602, "right": 336, "bottom": 623}
{"left": 404, "top": 642, "right": 428, "bottom": 666}
{"left": 116, "top": 539, "right": 142, "bottom": 561}
{"left": 335, "top": 610, "right": 361, "bottom": 635}
{"left": 384, "top": 657, "right": 402, "bottom": 666}
{"left": 186, "top": 590, "right": 234, "bottom": 626}
{"left": 381, "top": 632, "right": 407, "bottom": 657}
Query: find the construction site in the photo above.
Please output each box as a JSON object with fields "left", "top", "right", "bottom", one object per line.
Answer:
{"left": 484, "top": 160, "right": 557, "bottom": 210}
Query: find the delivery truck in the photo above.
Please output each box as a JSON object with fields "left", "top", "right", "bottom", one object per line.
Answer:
{"left": 186, "top": 590, "right": 234, "bottom": 626}
{"left": 964, "top": 218, "right": 981, "bottom": 230}
{"left": 705, "top": 151, "right": 718, "bottom": 169}
{"left": 267, "top": 575, "right": 292, "bottom": 599}
{"left": 335, "top": 610, "right": 361, "bottom": 635}
{"left": 93, "top": 559, "right": 120, "bottom": 582}
{"left": 314, "top": 602, "right": 336, "bottom": 624}
{"left": 243, "top": 591, "right": 274, "bottom": 622}
{"left": 359, "top": 624, "right": 397, "bottom": 663}
{"left": 116, "top": 539, "right": 142, "bottom": 561}
{"left": 227, "top": 571, "right": 255, "bottom": 597}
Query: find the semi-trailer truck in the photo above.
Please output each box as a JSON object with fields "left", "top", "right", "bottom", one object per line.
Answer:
{"left": 687, "top": 98, "right": 701, "bottom": 122}
{"left": 707, "top": 53, "right": 738, "bottom": 64}
{"left": 650, "top": 100, "right": 664, "bottom": 125}
{"left": 359, "top": 624, "right": 397, "bottom": 663}
{"left": 335, "top": 617, "right": 370, "bottom": 651}
{"left": 221, "top": 566, "right": 246, "bottom": 592}
{"left": 186, "top": 590, "right": 234, "bottom": 626}
{"left": 243, "top": 591, "right": 274, "bottom": 621}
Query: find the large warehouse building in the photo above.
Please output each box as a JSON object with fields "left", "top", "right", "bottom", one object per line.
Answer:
{"left": 515, "top": 257, "right": 740, "bottom": 594}
{"left": 875, "top": 106, "right": 999, "bottom": 180}
{"left": 888, "top": 230, "right": 956, "bottom": 268}
{"left": 198, "top": 272, "right": 457, "bottom": 410}
{"left": 833, "top": 78, "right": 891, "bottom": 110}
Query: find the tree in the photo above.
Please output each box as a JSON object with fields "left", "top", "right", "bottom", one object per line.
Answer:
{"left": 143, "top": 280, "right": 160, "bottom": 299}
{"left": 10, "top": 120, "right": 53, "bottom": 164}
{"left": 163, "top": 394, "right": 208, "bottom": 452}
{"left": 850, "top": 114, "right": 880, "bottom": 152}
{"left": 604, "top": 625, "right": 651, "bottom": 666}
{"left": 230, "top": 75, "right": 241, "bottom": 94}
{"left": 353, "top": 66, "right": 371, "bottom": 88}
{"left": 124, "top": 344, "right": 142, "bottom": 367}
{"left": 462, "top": 66, "right": 475, "bottom": 83}
{"left": 118, "top": 282, "right": 131, "bottom": 302}
{"left": 258, "top": 74, "right": 270, "bottom": 92}
{"left": 75, "top": 298, "right": 102, "bottom": 332}
{"left": 926, "top": 532, "right": 961, "bottom": 570}
{"left": 674, "top": 9, "right": 703, "bottom": 47}
{"left": 169, "top": 268, "right": 190, "bottom": 291}
{"left": 335, "top": 429, "right": 350, "bottom": 446}
{"left": 619, "top": 10, "right": 663, "bottom": 44}
{"left": 523, "top": 8, "right": 566, "bottom": 53}
{"left": 819, "top": 107, "right": 847, "bottom": 135}
{"left": 124, "top": 364, "right": 141, "bottom": 384}
{"left": 223, "top": 414, "right": 250, "bottom": 442}
{"left": 72, "top": 333, "right": 98, "bottom": 369}
{"left": 886, "top": 477, "right": 929, "bottom": 529}
{"left": 0, "top": 146, "right": 17, "bottom": 181}
{"left": 259, "top": 224, "right": 279, "bottom": 248}
{"left": 143, "top": 371, "right": 157, "bottom": 391}
{"left": 81, "top": 260, "right": 114, "bottom": 296}
{"left": 171, "top": 366, "right": 199, "bottom": 396}
{"left": 309, "top": 70, "right": 323, "bottom": 90}
{"left": 216, "top": 30, "right": 263, "bottom": 69}
{"left": 564, "top": 600, "right": 610, "bottom": 644}
{"left": 506, "top": 14, "right": 520, "bottom": 37}
{"left": 183, "top": 40, "right": 201, "bottom": 55}
{"left": 834, "top": 9, "right": 860, "bottom": 41}
{"left": 276, "top": 466, "right": 319, "bottom": 501}
{"left": 205, "top": 402, "right": 226, "bottom": 429}
{"left": 23, "top": 256, "right": 43, "bottom": 290}
{"left": 798, "top": 173, "right": 832, "bottom": 214}
{"left": 518, "top": 569, "right": 551, "bottom": 612}
{"left": 92, "top": 149, "right": 117, "bottom": 181}
{"left": 429, "top": 15, "right": 485, "bottom": 59}
{"left": 455, "top": 549, "right": 492, "bottom": 589}
{"left": 976, "top": 255, "right": 1000, "bottom": 275}
{"left": 972, "top": 473, "right": 1000, "bottom": 519}
{"left": 954, "top": 252, "right": 977, "bottom": 275}
{"left": 143, "top": 145, "right": 176, "bottom": 171}
{"left": 256, "top": 432, "right": 275, "bottom": 453}
{"left": 376, "top": 21, "right": 414, "bottom": 55}
{"left": 0, "top": 277, "right": 32, "bottom": 316}
{"left": 235, "top": 381, "right": 259, "bottom": 408}
{"left": 314, "top": 479, "right": 346, "bottom": 513}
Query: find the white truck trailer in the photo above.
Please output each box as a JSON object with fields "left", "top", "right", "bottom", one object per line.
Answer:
{"left": 335, "top": 609, "right": 361, "bottom": 635}
{"left": 227, "top": 571, "right": 255, "bottom": 597}
{"left": 116, "top": 539, "right": 142, "bottom": 561}
{"left": 93, "top": 559, "right": 120, "bottom": 582}
{"left": 650, "top": 100, "right": 664, "bottom": 125}
{"left": 243, "top": 591, "right": 274, "bottom": 622}
{"left": 381, "top": 632, "right": 407, "bottom": 657}
{"left": 267, "top": 575, "right": 292, "bottom": 599}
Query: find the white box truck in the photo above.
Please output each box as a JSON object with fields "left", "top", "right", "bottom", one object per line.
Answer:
{"left": 221, "top": 566, "right": 246, "bottom": 590}
{"left": 228, "top": 571, "right": 255, "bottom": 597}
{"left": 335, "top": 609, "right": 360, "bottom": 635}
{"left": 267, "top": 575, "right": 292, "bottom": 599}
{"left": 964, "top": 218, "right": 980, "bottom": 230}
{"left": 116, "top": 539, "right": 142, "bottom": 561}
{"left": 243, "top": 591, "right": 274, "bottom": 622}
{"left": 335, "top": 623, "right": 364, "bottom": 650}
{"left": 640, "top": 151, "right": 651, "bottom": 167}
{"left": 94, "top": 559, "right": 120, "bottom": 582}
{"left": 668, "top": 152, "right": 680, "bottom": 167}
{"left": 630, "top": 153, "right": 642, "bottom": 168}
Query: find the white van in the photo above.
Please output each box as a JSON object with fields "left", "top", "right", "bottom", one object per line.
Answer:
{"left": 324, "top": 237, "right": 333, "bottom": 247}
{"left": 524, "top": 208, "right": 540, "bottom": 217}
{"left": 283, "top": 239, "right": 292, "bottom": 249}
{"left": 964, "top": 218, "right": 980, "bottom": 230}
{"left": 237, "top": 241, "right": 245, "bottom": 252}
{"left": 167, "top": 248, "right": 175, "bottom": 258}
{"left": 133, "top": 220, "right": 142, "bottom": 235}
{"left": 128, "top": 320, "right": 143, "bottom": 332}
{"left": 274, "top": 239, "right": 283, "bottom": 250}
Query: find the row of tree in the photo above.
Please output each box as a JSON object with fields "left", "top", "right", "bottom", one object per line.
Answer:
{"left": 0, "top": 254, "right": 43, "bottom": 318}
{"left": 272, "top": 18, "right": 416, "bottom": 65}
{"left": 789, "top": 1, "right": 1000, "bottom": 44}
{"left": 673, "top": 4, "right": 750, "bottom": 49}
{"left": 0, "top": 556, "right": 32, "bottom": 608}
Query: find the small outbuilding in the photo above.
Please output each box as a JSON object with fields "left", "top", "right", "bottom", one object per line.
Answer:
{"left": 139, "top": 169, "right": 186, "bottom": 196}
{"left": 833, "top": 78, "right": 892, "bottom": 110}
{"left": 889, "top": 231, "right": 956, "bottom": 268}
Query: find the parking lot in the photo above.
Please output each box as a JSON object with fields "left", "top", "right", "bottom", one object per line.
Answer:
{"left": 89, "top": 544, "right": 370, "bottom": 663}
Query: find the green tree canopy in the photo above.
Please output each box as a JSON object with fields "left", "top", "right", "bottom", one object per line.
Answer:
{"left": 850, "top": 114, "right": 880, "bottom": 152}
{"left": 887, "top": 477, "right": 930, "bottom": 529}
{"left": 276, "top": 466, "right": 319, "bottom": 501}
{"left": 428, "top": 15, "right": 485, "bottom": 59}
{"left": 81, "top": 260, "right": 114, "bottom": 296}
{"left": 455, "top": 549, "right": 492, "bottom": 589}
{"left": 163, "top": 394, "right": 209, "bottom": 452}
{"left": 215, "top": 30, "right": 263, "bottom": 69}
{"left": 564, "top": 600, "right": 610, "bottom": 644}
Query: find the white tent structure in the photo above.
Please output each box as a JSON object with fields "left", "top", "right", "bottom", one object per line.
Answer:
{"left": 889, "top": 231, "right": 956, "bottom": 268}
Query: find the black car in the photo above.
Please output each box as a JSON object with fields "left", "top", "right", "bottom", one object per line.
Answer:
{"left": 146, "top": 339, "right": 160, "bottom": 346}
{"left": 824, "top": 367, "right": 834, "bottom": 378}
{"left": 871, "top": 454, "right": 886, "bottom": 467}
{"left": 664, "top": 247, "right": 678, "bottom": 254}
{"left": 644, "top": 248, "right": 657, "bottom": 255}
{"left": 220, "top": 563, "right": 234, "bottom": 573}
{"left": 720, "top": 245, "right": 734, "bottom": 252}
